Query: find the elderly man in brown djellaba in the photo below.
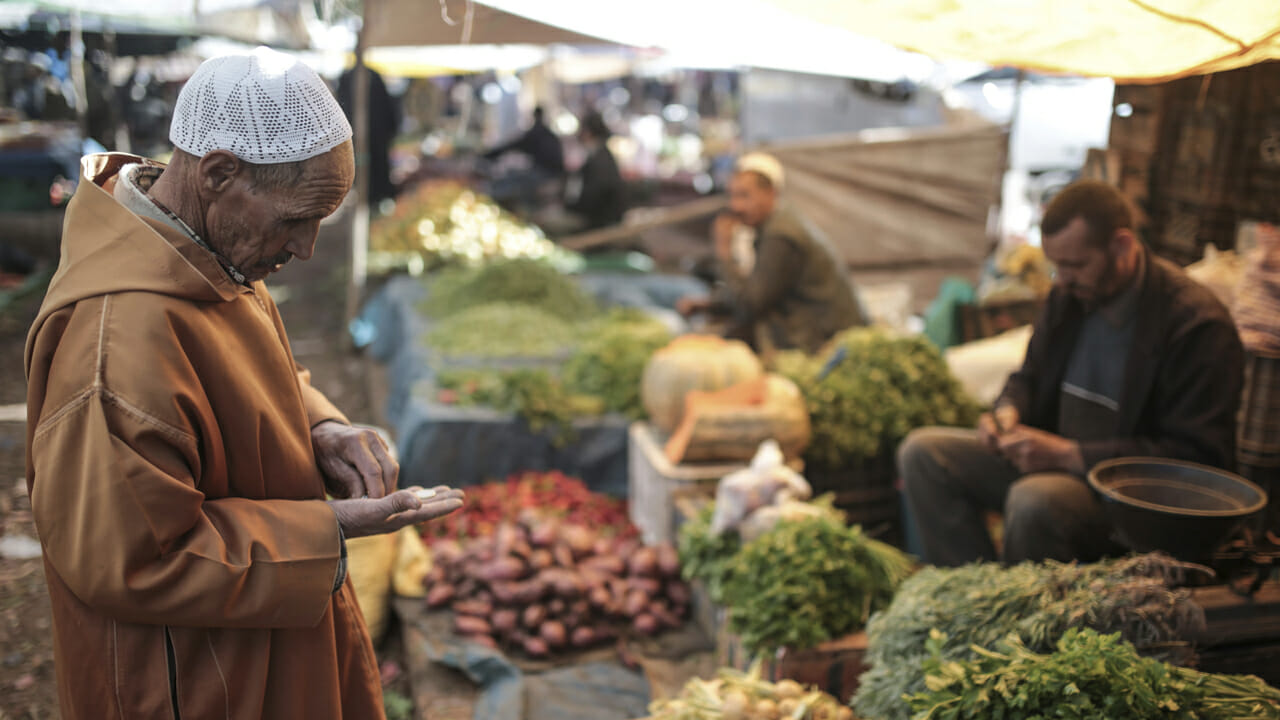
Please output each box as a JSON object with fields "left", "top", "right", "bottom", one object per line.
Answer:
{"left": 25, "top": 49, "right": 464, "bottom": 719}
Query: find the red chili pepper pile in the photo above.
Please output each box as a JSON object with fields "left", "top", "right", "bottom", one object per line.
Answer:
{"left": 420, "top": 470, "right": 637, "bottom": 543}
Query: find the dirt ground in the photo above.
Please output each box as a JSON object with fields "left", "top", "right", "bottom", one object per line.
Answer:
{"left": 0, "top": 205, "right": 441, "bottom": 719}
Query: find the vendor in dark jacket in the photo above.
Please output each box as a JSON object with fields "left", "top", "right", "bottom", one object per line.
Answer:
{"left": 900, "top": 180, "right": 1244, "bottom": 566}
{"left": 564, "top": 112, "right": 625, "bottom": 230}
{"left": 677, "top": 152, "right": 866, "bottom": 354}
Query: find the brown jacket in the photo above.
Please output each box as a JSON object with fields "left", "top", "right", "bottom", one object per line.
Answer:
{"left": 25, "top": 154, "right": 384, "bottom": 719}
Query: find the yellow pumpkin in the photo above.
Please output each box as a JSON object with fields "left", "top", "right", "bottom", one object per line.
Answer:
{"left": 665, "top": 373, "right": 812, "bottom": 464}
{"left": 640, "top": 335, "right": 763, "bottom": 433}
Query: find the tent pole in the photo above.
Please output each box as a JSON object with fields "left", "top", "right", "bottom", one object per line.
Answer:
{"left": 69, "top": 9, "right": 89, "bottom": 140}
{"left": 346, "top": 0, "right": 372, "bottom": 341}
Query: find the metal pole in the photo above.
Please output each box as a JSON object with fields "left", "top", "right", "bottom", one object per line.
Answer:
{"left": 345, "top": 0, "right": 372, "bottom": 335}
{"left": 69, "top": 9, "right": 89, "bottom": 139}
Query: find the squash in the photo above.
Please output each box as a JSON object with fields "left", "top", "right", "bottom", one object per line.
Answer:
{"left": 640, "top": 335, "right": 763, "bottom": 433}
{"left": 665, "top": 374, "right": 811, "bottom": 464}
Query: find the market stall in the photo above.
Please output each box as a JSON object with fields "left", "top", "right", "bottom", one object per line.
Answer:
{"left": 335, "top": 5, "right": 1280, "bottom": 720}
{"left": 358, "top": 181, "right": 707, "bottom": 495}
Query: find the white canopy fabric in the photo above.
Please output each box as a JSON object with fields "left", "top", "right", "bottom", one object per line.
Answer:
{"left": 366, "top": 0, "right": 937, "bottom": 82}
{"left": 368, "top": 0, "right": 1280, "bottom": 84}
{"left": 764, "top": 122, "right": 1010, "bottom": 270}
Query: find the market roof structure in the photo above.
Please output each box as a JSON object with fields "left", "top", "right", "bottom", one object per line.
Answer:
{"left": 386, "top": 0, "right": 1280, "bottom": 84}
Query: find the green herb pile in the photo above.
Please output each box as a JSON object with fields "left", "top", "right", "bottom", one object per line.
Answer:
{"left": 432, "top": 311, "right": 671, "bottom": 440}
{"left": 853, "top": 554, "right": 1208, "bottom": 720}
{"left": 677, "top": 504, "right": 743, "bottom": 605}
{"left": 420, "top": 258, "right": 598, "bottom": 321}
{"left": 435, "top": 368, "right": 603, "bottom": 444}
{"left": 723, "top": 514, "right": 913, "bottom": 656}
{"left": 424, "top": 303, "right": 579, "bottom": 360}
{"left": 679, "top": 503, "right": 912, "bottom": 657}
{"left": 775, "top": 329, "right": 980, "bottom": 472}
{"left": 562, "top": 311, "right": 672, "bottom": 419}
{"left": 908, "top": 627, "right": 1280, "bottom": 719}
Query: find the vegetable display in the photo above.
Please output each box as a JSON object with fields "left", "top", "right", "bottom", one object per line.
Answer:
{"left": 774, "top": 329, "right": 979, "bottom": 472}
{"left": 679, "top": 502, "right": 912, "bottom": 657}
{"left": 420, "top": 258, "right": 598, "bottom": 321}
{"left": 561, "top": 314, "right": 673, "bottom": 420}
{"left": 370, "top": 181, "right": 570, "bottom": 271}
{"left": 418, "top": 473, "right": 687, "bottom": 656}
{"left": 424, "top": 520, "right": 689, "bottom": 656}
{"left": 424, "top": 303, "right": 579, "bottom": 360}
{"left": 432, "top": 311, "right": 672, "bottom": 438}
{"left": 721, "top": 515, "right": 913, "bottom": 656}
{"left": 420, "top": 471, "right": 633, "bottom": 543}
{"left": 908, "top": 627, "right": 1280, "bottom": 719}
{"left": 677, "top": 504, "right": 742, "bottom": 606}
{"left": 648, "top": 661, "right": 858, "bottom": 720}
{"left": 853, "top": 554, "right": 1208, "bottom": 720}
{"left": 642, "top": 335, "right": 764, "bottom": 433}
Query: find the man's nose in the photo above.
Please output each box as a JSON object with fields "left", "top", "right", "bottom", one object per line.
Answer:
{"left": 285, "top": 229, "right": 318, "bottom": 261}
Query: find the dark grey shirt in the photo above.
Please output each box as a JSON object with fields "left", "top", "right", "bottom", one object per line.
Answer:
{"left": 1058, "top": 253, "right": 1145, "bottom": 442}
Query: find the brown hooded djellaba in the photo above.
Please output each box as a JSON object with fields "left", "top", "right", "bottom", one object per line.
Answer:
{"left": 24, "top": 153, "right": 384, "bottom": 719}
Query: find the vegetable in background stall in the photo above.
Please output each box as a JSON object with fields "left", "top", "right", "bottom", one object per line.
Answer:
{"left": 370, "top": 182, "right": 574, "bottom": 271}
{"left": 908, "top": 627, "right": 1280, "bottom": 719}
{"left": 775, "top": 329, "right": 979, "bottom": 472}
{"left": 420, "top": 257, "right": 598, "bottom": 321}
{"left": 649, "top": 661, "right": 858, "bottom": 720}
{"left": 431, "top": 310, "right": 672, "bottom": 439}
{"left": 853, "top": 553, "right": 1208, "bottom": 720}
{"left": 721, "top": 513, "right": 913, "bottom": 656}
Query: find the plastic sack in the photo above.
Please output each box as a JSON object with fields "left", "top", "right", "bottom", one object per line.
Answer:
{"left": 709, "top": 440, "right": 811, "bottom": 535}
{"left": 737, "top": 499, "right": 836, "bottom": 544}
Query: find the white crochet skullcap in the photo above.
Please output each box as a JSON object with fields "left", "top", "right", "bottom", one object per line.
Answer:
{"left": 735, "top": 152, "right": 784, "bottom": 190}
{"left": 169, "top": 47, "right": 352, "bottom": 164}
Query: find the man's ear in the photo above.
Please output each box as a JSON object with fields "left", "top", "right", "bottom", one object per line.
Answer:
{"left": 1110, "top": 228, "right": 1136, "bottom": 256}
{"left": 195, "top": 150, "right": 244, "bottom": 195}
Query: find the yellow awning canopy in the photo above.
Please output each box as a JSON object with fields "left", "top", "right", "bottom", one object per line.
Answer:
{"left": 757, "top": 0, "right": 1280, "bottom": 83}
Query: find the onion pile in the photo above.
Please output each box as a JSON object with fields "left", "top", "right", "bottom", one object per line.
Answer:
{"left": 426, "top": 516, "right": 689, "bottom": 656}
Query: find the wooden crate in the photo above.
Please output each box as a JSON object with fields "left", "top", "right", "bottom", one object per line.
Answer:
{"left": 718, "top": 628, "right": 870, "bottom": 703}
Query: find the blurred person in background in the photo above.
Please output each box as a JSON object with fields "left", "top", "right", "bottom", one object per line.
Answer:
{"left": 338, "top": 62, "right": 401, "bottom": 207}
{"left": 535, "top": 111, "right": 626, "bottom": 237}
{"left": 482, "top": 105, "right": 565, "bottom": 212}
{"left": 677, "top": 152, "right": 866, "bottom": 354}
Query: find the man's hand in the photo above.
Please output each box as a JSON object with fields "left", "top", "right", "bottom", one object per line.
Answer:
{"left": 712, "top": 213, "right": 740, "bottom": 264}
{"left": 312, "top": 421, "right": 398, "bottom": 499}
{"left": 328, "top": 485, "right": 465, "bottom": 539}
{"left": 995, "top": 425, "right": 1085, "bottom": 474}
{"left": 978, "top": 404, "right": 1020, "bottom": 452}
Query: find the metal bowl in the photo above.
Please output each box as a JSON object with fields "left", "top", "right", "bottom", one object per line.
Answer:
{"left": 1087, "top": 457, "right": 1268, "bottom": 560}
